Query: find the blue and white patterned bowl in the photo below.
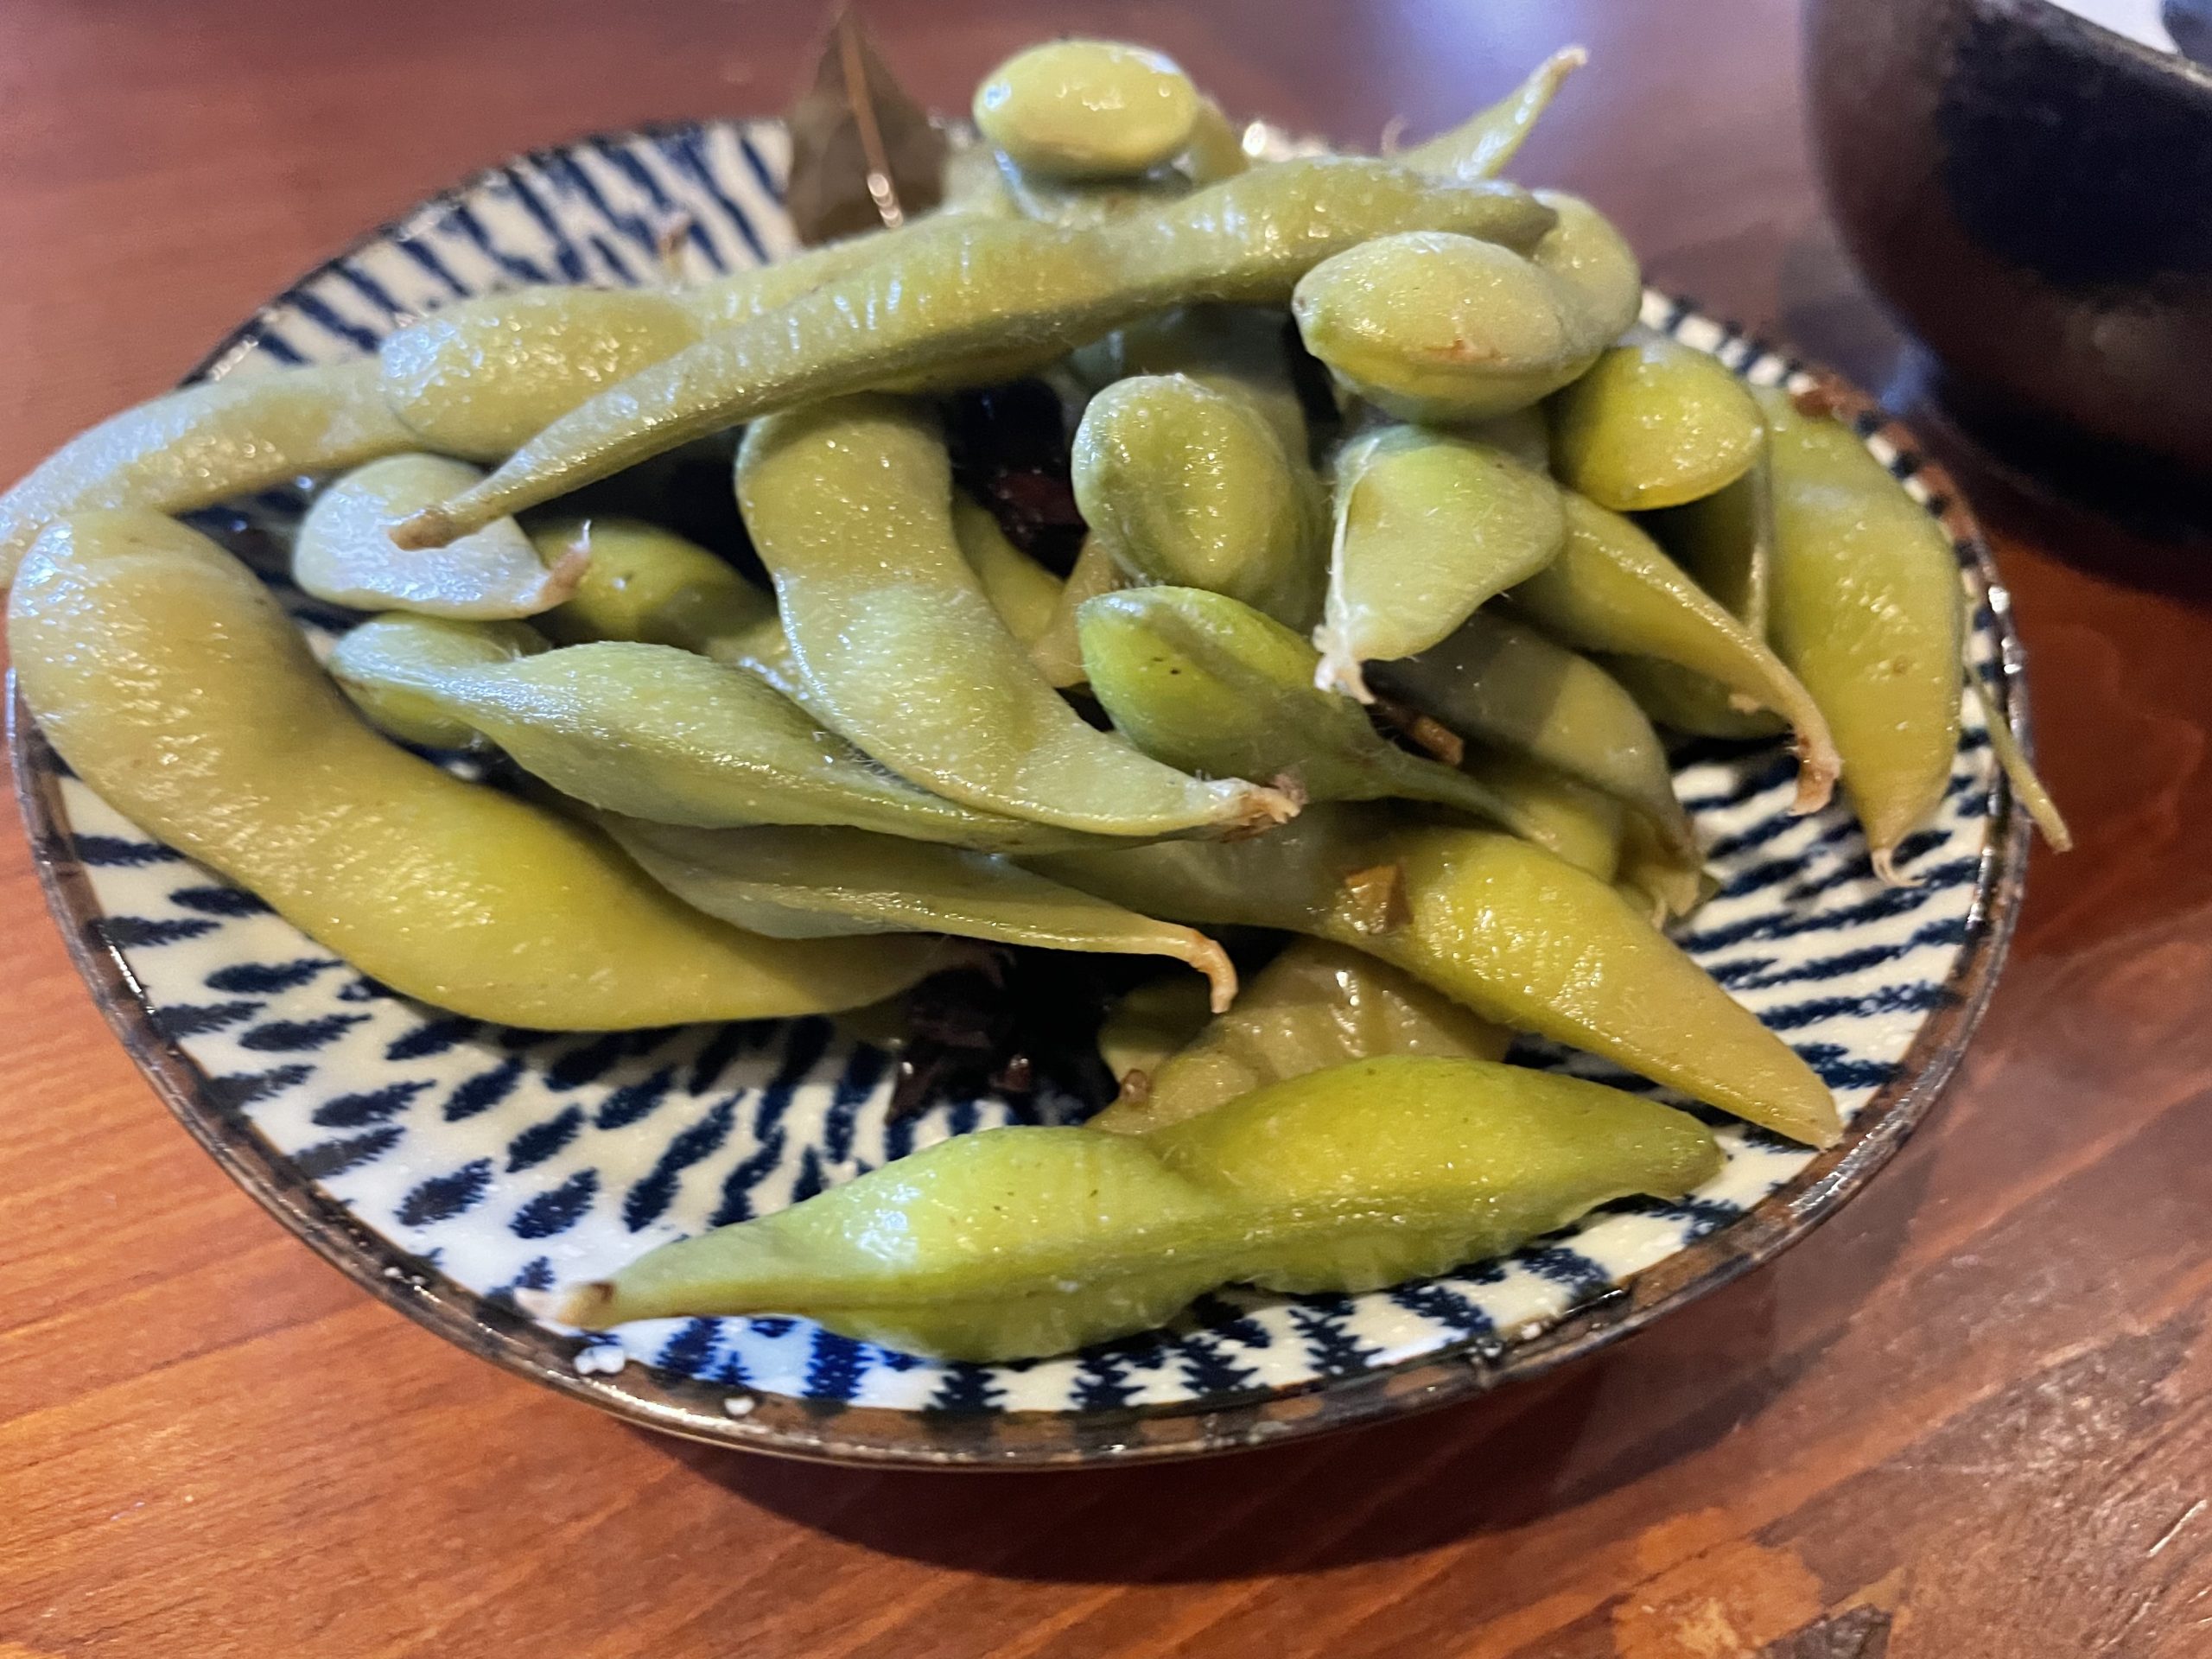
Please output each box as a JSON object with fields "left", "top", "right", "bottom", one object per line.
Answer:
{"left": 9, "top": 118, "right": 2032, "bottom": 1466}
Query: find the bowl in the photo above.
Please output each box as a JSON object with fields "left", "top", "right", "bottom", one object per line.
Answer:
{"left": 10, "top": 118, "right": 2035, "bottom": 1466}
{"left": 1806, "top": 0, "right": 2212, "bottom": 511}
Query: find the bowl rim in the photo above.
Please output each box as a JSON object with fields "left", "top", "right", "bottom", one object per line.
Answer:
{"left": 6, "top": 119, "right": 2035, "bottom": 1469}
{"left": 2019, "top": 0, "right": 2212, "bottom": 95}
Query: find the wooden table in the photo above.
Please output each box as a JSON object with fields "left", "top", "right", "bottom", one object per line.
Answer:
{"left": 2, "top": 3, "right": 2202, "bottom": 1654}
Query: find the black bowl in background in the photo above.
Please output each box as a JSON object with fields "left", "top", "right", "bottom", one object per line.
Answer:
{"left": 1806, "top": 0, "right": 2212, "bottom": 524}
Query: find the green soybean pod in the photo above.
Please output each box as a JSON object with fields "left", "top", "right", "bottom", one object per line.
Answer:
{"left": 296, "top": 454, "right": 583, "bottom": 619}
{"left": 598, "top": 817, "right": 1236, "bottom": 1007}
{"left": 11, "top": 511, "right": 943, "bottom": 1028}
{"left": 378, "top": 286, "right": 702, "bottom": 462}
{"left": 1315, "top": 425, "right": 1566, "bottom": 700}
{"left": 1457, "top": 748, "right": 1626, "bottom": 885}
{"left": 1077, "top": 585, "right": 1565, "bottom": 850}
{"left": 1026, "top": 532, "right": 1124, "bottom": 689}
{"left": 392, "top": 160, "right": 1556, "bottom": 545}
{"left": 1070, "top": 304, "right": 1308, "bottom": 457}
{"left": 530, "top": 515, "right": 774, "bottom": 650}
{"left": 738, "top": 394, "right": 1291, "bottom": 838}
{"left": 1510, "top": 492, "right": 1841, "bottom": 811}
{"left": 325, "top": 614, "right": 1105, "bottom": 853}
{"left": 0, "top": 360, "right": 415, "bottom": 586}
{"left": 550, "top": 1056, "right": 1719, "bottom": 1357}
{"left": 1397, "top": 46, "right": 1589, "bottom": 181}
{"left": 1072, "top": 373, "right": 1324, "bottom": 628}
{"left": 1093, "top": 940, "right": 1513, "bottom": 1134}
{"left": 1370, "top": 613, "right": 1698, "bottom": 867}
{"left": 1290, "top": 193, "right": 1640, "bottom": 425}
{"left": 952, "top": 494, "right": 1064, "bottom": 648}
{"left": 1031, "top": 805, "right": 1839, "bottom": 1147}
{"left": 1758, "top": 388, "right": 2069, "bottom": 870}
{"left": 1548, "top": 332, "right": 1765, "bottom": 512}
{"left": 678, "top": 233, "right": 899, "bottom": 329}
{"left": 1096, "top": 974, "right": 1215, "bottom": 1084}
{"left": 973, "top": 40, "right": 1200, "bottom": 181}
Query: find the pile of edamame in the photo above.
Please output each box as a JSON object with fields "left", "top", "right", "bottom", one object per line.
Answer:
{"left": 0, "top": 41, "right": 2067, "bottom": 1361}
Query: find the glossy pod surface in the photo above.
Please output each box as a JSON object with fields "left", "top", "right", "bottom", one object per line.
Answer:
{"left": 1512, "top": 491, "right": 1841, "bottom": 811}
{"left": 739, "top": 394, "right": 1289, "bottom": 837}
{"left": 378, "top": 286, "right": 701, "bottom": 461}
{"left": 1759, "top": 388, "right": 1964, "bottom": 876}
{"left": 326, "top": 615, "right": 1101, "bottom": 853}
{"left": 556, "top": 1055, "right": 1721, "bottom": 1359}
{"left": 1077, "top": 586, "right": 1556, "bottom": 848}
{"left": 1291, "top": 193, "right": 1641, "bottom": 424}
{"left": 1316, "top": 425, "right": 1566, "bottom": 698}
{"left": 1072, "top": 373, "right": 1323, "bottom": 627}
{"left": 1548, "top": 332, "right": 1766, "bottom": 511}
{"left": 9, "top": 512, "right": 942, "bottom": 1027}
{"left": 531, "top": 516, "right": 776, "bottom": 651}
{"left": 0, "top": 360, "right": 414, "bottom": 585}
{"left": 1397, "top": 46, "right": 1589, "bottom": 181}
{"left": 974, "top": 40, "right": 1200, "bottom": 181}
{"left": 296, "top": 455, "right": 582, "bottom": 619}
{"left": 1034, "top": 804, "right": 1838, "bottom": 1147}
{"left": 1095, "top": 940, "right": 1511, "bottom": 1133}
{"left": 1071, "top": 303, "right": 1308, "bottom": 455}
{"left": 598, "top": 817, "right": 1235, "bottom": 1006}
{"left": 394, "top": 159, "right": 1557, "bottom": 543}
{"left": 1372, "top": 611, "right": 1698, "bottom": 864}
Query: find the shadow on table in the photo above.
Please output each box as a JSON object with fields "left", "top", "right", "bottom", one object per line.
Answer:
{"left": 646, "top": 1148, "right": 1930, "bottom": 1585}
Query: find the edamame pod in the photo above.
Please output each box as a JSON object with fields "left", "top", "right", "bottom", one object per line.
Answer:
{"left": 1026, "top": 532, "right": 1123, "bottom": 688}
{"left": 1034, "top": 804, "right": 1839, "bottom": 1146}
{"left": 739, "top": 395, "right": 1291, "bottom": 837}
{"left": 296, "top": 454, "right": 583, "bottom": 619}
{"left": 1458, "top": 749, "right": 1626, "bottom": 884}
{"left": 1370, "top": 613, "right": 1697, "bottom": 865}
{"left": 1315, "top": 425, "right": 1566, "bottom": 699}
{"left": 0, "top": 361, "right": 414, "bottom": 584}
{"left": 599, "top": 817, "right": 1235, "bottom": 1006}
{"left": 1510, "top": 492, "right": 1841, "bottom": 811}
{"left": 1078, "top": 586, "right": 1560, "bottom": 848}
{"left": 1758, "top": 389, "right": 2066, "bottom": 875}
{"left": 1097, "top": 975, "right": 1214, "bottom": 1083}
{"left": 974, "top": 40, "right": 1200, "bottom": 181}
{"left": 530, "top": 515, "right": 775, "bottom": 650}
{"left": 1398, "top": 46, "right": 1589, "bottom": 181}
{"left": 1618, "top": 459, "right": 1788, "bottom": 737}
{"left": 1094, "top": 941, "right": 1511, "bottom": 1133}
{"left": 1071, "top": 304, "right": 1307, "bottom": 455}
{"left": 1548, "top": 332, "right": 1765, "bottom": 511}
{"left": 525, "top": 517, "right": 829, "bottom": 714}
{"left": 326, "top": 614, "right": 1105, "bottom": 853}
{"left": 1071, "top": 374, "right": 1324, "bottom": 627}
{"left": 378, "top": 286, "right": 701, "bottom": 461}
{"left": 393, "top": 159, "right": 1557, "bottom": 544}
{"left": 953, "top": 493, "right": 1064, "bottom": 647}
{"left": 10, "top": 512, "right": 942, "bottom": 1027}
{"left": 1290, "top": 193, "right": 1641, "bottom": 424}
{"left": 678, "top": 233, "right": 898, "bottom": 329}
{"left": 553, "top": 1054, "right": 1719, "bottom": 1357}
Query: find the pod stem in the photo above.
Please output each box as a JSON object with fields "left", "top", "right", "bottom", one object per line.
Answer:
{"left": 1967, "top": 664, "right": 2073, "bottom": 853}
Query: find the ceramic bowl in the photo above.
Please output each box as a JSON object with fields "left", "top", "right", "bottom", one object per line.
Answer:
{"left": 11, "top": 119, "right": 2035, "bottom": 1466}
{"left": 1807, "top": 0, "right": 2212, "bottom": 505}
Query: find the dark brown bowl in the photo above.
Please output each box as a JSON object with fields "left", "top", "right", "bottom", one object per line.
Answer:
{"left": 1806, "top": 0, "right": 2212, "bottom": 511}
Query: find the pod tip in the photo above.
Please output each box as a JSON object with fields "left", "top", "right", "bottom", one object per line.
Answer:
{"left": 524, "top": 1281, "right": 615, "bottom": 1328}
{"left": 1870, "top": 846, "right": 1918, "bottom": 888}
{"left": 536, "top": 539, "right": 593, "bottom": 609}
{"left": 388, "top": 506, "right": 457, "bottom": 550}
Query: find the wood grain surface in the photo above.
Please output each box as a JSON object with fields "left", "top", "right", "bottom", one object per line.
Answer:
{"left": 1, "top": 3, "right": 2202, "bottom": 1655}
